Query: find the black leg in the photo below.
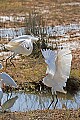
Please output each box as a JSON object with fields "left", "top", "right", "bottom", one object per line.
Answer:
{"left": 6, "top": 53, "right": 15, "bottom": 67}
{"left": 6, "top": 55, "right": 13, "bottom": 67}
{"left": 9, "top": 86, "right": 13, "bottom": 98}
{"left": 54, "top": 94, "right": 58, "bottom": 109}
{"left": 10, "top": 55, "right": 15, "bottom": 67}
{"left": 48, "top": 95, "right": 54, "bottom": 109}
{"left": 9, "top": 92, "right": 12, "bottom": 99}
{"left": 7, "top": 93, "right": 9, "bottom": 100}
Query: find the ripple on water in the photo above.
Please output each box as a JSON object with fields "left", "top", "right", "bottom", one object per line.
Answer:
{"left": 1, "top": 91, "right": 80, "bottom": 112}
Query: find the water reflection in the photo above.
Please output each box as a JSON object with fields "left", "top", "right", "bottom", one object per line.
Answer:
{"left": 1, "top": 96, "right": 18, "bottom": 111}
{"left": 1, "top": 91, "right": 80, "bottom": 112}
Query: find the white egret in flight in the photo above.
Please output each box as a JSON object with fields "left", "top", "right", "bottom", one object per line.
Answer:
{"left": 41, "top": 48, "right": 72, "bottom": 108}
{"left": 3, "top": 35, "right": 39, "bottom": 66}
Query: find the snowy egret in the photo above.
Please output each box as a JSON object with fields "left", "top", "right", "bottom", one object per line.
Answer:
{"left": 3, "top": 35, "right": 39, "bottom": 66}
{"left": 41, "top": 48, "right": 72, "bottom": 108}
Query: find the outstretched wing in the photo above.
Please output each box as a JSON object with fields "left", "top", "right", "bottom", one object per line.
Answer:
{"left": 14, "top": 39, "right": 33, "bottom": 56}
{"left": 11, "top": 35, "right": 38, "bottom": 42}
{"left": 41, "top": 49, "right": 57, "bottom": 75}
{"left": 9, "top": 39, "right": 25, "bottom": 46}
{"left": 0, "top": 72, "right": 17, "bottom": 87}
{"left": 5, "top": 39, "right": 25, "bottom": 51}
{"left": 42, "top": 48, "right": 72, "bottom": 94}
{"left": 51, "top": 49, "right": 72, "bottom": 93}
{"left": 56, "top": 49, "right": 72, "bottom": 79}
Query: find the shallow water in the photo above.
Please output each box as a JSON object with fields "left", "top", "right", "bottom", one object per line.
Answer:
{"left": 0, "top": 24, "right": 80, "bottom": 39}
{"left": 1, "top": 91, "right": 80, "bottom": 112}
{"left": 0, "top": 16, "right": 25, "bottom": 22}
{"left": 0, "top": 27, "right": 25, "bottom": 39}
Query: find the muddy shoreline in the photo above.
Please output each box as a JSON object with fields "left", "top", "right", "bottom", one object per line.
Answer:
{"left": 0, "top": 109, "right": 80, "bottom": 120}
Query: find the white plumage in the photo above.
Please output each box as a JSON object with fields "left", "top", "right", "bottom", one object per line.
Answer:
{"left": 4, "top": 35, "right": 39, "bottom": 66}
{"left": 5, "top": 35, "right": 38, "bottom": 56}
{"left": 41, "top": 48, "right": 72, "bottom": 94}
{"left": 11, "top": 35, "right": 39, "bottom": 42}
{"left": 41, "top": 49, "right": 57, "bottom": 75}
{"left": 0, "top": 72, "right": 17, "bottom": 87}
{"left": 0, "top": 73, "right": 17, "bottom": 106}
{"left": 0, "top": 64, "right": 17, "bottom": 106}
{"left": 0, "top": 87, "right": 3, "bottom": 106}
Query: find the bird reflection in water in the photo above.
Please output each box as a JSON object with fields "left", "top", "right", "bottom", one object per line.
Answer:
{"left": 1, "top": 96, "right": 18, "bottom": 112}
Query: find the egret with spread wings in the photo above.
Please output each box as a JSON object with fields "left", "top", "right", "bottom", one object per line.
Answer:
{"left": 3, "top": 35, "right": 39, "bottom": 67}
{"left": 41, "top": 48, "right": 72, "bottom": 108}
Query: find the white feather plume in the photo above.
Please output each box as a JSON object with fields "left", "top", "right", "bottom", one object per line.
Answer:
{"left": 42, "top": 48, "right": 72, "bottom": 94}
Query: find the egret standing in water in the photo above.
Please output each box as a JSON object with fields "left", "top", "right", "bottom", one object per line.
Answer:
{"left": 41, "top": 48, "right": 72, "bottom": 109}
{"left": 3, "top": 35, "right": 39, "bottom": 66}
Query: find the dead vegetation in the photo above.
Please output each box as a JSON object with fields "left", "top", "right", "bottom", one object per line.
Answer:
{"left": 0, "top": 0, "right": 80, "bottom": 26}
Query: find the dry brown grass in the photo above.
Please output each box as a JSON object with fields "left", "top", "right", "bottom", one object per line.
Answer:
{"left": 0, "top": 0, "right": 80, "bottom": 26}
{"left": 0, "top": 48, "right": 79, "bottom": 85}
{"left": 0, "top": 56, "right": 46, "bottom": 84}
